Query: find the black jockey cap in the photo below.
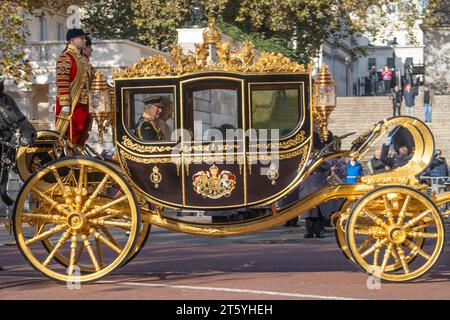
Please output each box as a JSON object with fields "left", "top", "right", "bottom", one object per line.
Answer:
{"left": 66, "top": 28, "right": 88, "bottom": 42}
{"left": 143, "top": 96, "right": 164, "bottom": 108}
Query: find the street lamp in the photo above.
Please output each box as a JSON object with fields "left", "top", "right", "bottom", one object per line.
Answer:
{"left": 345, "top": 57, "right": 351, "bottom": 96}
{"left": 89, "top": 70, "right": 113, "bottom": 144}
{"left": 313, "top": 65, "right": 337, "bottom": 142}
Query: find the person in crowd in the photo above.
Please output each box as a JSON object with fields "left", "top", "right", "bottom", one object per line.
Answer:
{"left": 81, "top": 35, "right": 94, "bottom": 138}
{"left": 381, "top": 134, "right": 412, "bottom": 169}
{"left": 328, "top": 157, "right": 347, "bottom": 184}
{"left": 423, "top": 85, "right": 434, "bottom": 123}
{"left": 369, "top": 66, "right": 379, "bottom": 96}
{"left": 155, "top": 98, "right": 174, "bottom": 141}
{"left": 425, "top": 149, "right": 448, "bottom": 178}
{"left": 381, "top": 65, "right": 393, "bottom": 95}
{"left": 326, "top": 156, "right": 347, "bottom": 226}
{"left": 345, "top": 152, "right": 364, "bottom": 183}
{"left": 367, "top": 149, "right": 388, "bottom": 174}
{"left": 82, "top": 35, "right": 93, "bottom": 60}
{"left": 403, "top": 83, "right": 416, "bottom": 117}
{"left": 390, "top": 85, "right": 402, "bottom": 116}
{"left": 281, "top": 189, "right": 301, "bottom": 227}
{"left": 301, "top": 161, "right": 332, "bottom": 237}
{"left": 300, "top": 130, "right": 335, "bottom": 237}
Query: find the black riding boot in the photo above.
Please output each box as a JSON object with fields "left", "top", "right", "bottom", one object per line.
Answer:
{"left": 313, "top": 219, "right": 324, "bottom": 238}
{"left": 304, "top": 218, "right": 314, "bottom": 238}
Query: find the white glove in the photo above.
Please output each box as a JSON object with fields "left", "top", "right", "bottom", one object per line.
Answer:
{"left": 384, "top": 136, "right": 392, "bottom": 146}
{"left": 61, "top": 106, "right": 71, "bottom": 113}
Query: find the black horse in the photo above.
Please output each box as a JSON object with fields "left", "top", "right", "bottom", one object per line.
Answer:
{"left": 0, "top": 79, "right": 36, "bottom": 205}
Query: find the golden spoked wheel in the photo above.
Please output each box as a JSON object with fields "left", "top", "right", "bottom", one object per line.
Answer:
{"left": 346, "top": 186, "right": 445, "bottom": 282}
{"left": 334, "top": 198, "right": 426, "bottom": 269}
{"left": 16, "top": 130, "right": 63, "bottom": 182}
{"left": 13, "top": 157, "right": 140, "bottom": 283}
{"left": 40, "top": 216, "right": 150, "bottom": 272}
{"left": 121, "top": 221, "right": 151, "bottom": 267}
{"left": 333, "top": 199, "right": 355, "bottom": 263}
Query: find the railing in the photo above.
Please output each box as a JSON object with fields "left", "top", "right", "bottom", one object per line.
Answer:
{"left": 419, "top": 176, "right": 450, "bottom": 211}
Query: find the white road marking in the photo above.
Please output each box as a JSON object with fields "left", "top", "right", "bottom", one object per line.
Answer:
{"left": 0, "top": 275, "right": 363, "bottom": 300}
{"left": 98, "top": 280, "right": 362, "bottom": 300}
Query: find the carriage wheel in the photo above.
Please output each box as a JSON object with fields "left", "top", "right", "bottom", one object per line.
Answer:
{"left": 333, "top": 199, "right": 355, "bottom": 263}
{"left": 41, "top": 218, "right": 151, "bottom": 272}
{"left": 334, "top": 198, "right": 426, "bottom": 270}
{"left": 13, "top": 157, "right": 140, "bottom": 283}
{"left": 346, "top": 186, "right": 445, "bottom": 282}
{"left": 121, "top": 221, "right": 151, "bottom": 267}
{"left": 16, "top": 130, "right": 63, "bottom": 182}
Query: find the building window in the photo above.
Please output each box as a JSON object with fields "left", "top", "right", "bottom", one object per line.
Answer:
{"left": 386, "top": 57, "right": 394, "bottom": 68}
{"left": 39, "top": 17, "right": 48, "bottom": 41}
{"left": 387, "top": 36, "right": 398, "bottom": 46}
{"left": 368, "top": 58, "right": 377, "bottom": 70}
{"left": 405, "top": 57, "right": 413, "bottom": 66}
{"left": 57, "top": 23, "right": 65, "bottom": 41}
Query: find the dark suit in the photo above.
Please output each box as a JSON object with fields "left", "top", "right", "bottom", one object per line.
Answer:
{"left": 136, "top": 117, "right": 162, "bottom": 141}
{"left": 381, "top": 143, "right": 411, "bottom": 169}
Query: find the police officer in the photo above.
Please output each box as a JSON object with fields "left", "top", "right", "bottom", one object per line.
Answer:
{"left": 136, "top": 96, "right": 164, "bottom": 141}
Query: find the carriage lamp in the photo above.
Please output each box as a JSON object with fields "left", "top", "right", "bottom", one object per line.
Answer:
{"left": 89, "top": 70, "right": 113, "bottom": 144}
{"left": 313, "top": 65, "right": 336, "bottom": 142}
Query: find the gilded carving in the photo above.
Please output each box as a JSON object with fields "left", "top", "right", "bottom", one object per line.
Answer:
{"left": 239, "top": 41, "right": 255, "bottom": 70}
{"left": 192, "top": 164, "right": 236, "bottom": 199}
{"left": 113, "top": 55, "right": 174, "bottom": 78}
{"left": 251, "top": 131, "right": 306, "bottom": 150}
{"left": 150, "top": 166, "right": 162, "bottom": 189}
{"left": 247, "top": 144, "right": 309, "bottom": 174}
{"left": 113, "top": 35, "right": 312, "bottom": 79}
{"left": 121, "top": 136, "right": 173, "bottom": 153}
{"left": 181, "top": 143, "right": 240, "bottom": 153}
{"left": 360, "top": 176, "right": 420, "bottom": 187}
{"left": 119, "top": 149, "right": 182, "bottom": 175}
{"left": 266, "top": 163, "right": 279, "bottom": 185}
{"left": 184, "top": 154, "right": 244, "bottom": 176}
{"left": 195, "top": 43, "right": 209, "bottom": 69}
{"left": 216, "top": 42, "right": 239, "bottom": 71}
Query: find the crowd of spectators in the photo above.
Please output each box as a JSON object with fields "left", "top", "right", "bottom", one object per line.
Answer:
{"left": 281, "top": 128, "right": 449, "bottom": 239}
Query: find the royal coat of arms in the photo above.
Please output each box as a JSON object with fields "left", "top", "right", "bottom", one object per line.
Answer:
{"left": 192, "top": 164, "right": 236, "bottom": 199}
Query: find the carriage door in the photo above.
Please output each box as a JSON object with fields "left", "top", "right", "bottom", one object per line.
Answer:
{"left": 181, "top": 77, "right": 246, "bottom": 209}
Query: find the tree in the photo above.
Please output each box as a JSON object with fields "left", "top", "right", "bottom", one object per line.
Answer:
{"left": 81, "top": 1, "right": 138, "bottom": 43}
{"left": 81, "top": 0, "right": 440, "bottom": 63}
{"left": 0, "top": 0, "right": 71, "bottom": 84}
{"left": 1, "top": 0, "right": 442, "bottom": 84}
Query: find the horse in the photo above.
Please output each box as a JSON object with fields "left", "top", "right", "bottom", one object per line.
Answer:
{"left": 0, "top": 79, "right": 37, "bottom": 205}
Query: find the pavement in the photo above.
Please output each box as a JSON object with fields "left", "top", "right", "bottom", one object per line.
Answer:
{"left": 2, "top": 218, "right": 450, "bottom": 300}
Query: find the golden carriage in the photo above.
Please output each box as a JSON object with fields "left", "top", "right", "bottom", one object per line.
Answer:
{"left": 12, "top": 24, "right": 450, "bottom": 284}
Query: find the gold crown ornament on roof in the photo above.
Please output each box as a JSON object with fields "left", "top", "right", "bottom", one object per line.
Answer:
{"left": 202, "top": 17, "right": 222, "bottom": 45}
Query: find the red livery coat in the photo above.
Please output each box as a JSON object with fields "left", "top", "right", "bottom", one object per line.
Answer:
{"left": 55, "top": 44, "right": 92, "bottom": 146}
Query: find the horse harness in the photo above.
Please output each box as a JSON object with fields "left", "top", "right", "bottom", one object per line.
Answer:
{"left": 0, "top": 101, "right": 26, "bottom": 145}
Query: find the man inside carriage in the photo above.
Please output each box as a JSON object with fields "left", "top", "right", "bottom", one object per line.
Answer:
{"left": 54, "top": 28, "right": 93, "bottom": 148}
{"left": 136, "top": 96, "right": 165, "bottom": 141}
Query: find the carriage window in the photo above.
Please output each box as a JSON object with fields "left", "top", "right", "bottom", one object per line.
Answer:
{"left": 251, "top": 84, "right": 301, "bottom": 138}
{"left": 124, "top": 88, "right": 175, "bottom": 142}
{"left": 187, "top": 83, "right": 239, "bottom": 141}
